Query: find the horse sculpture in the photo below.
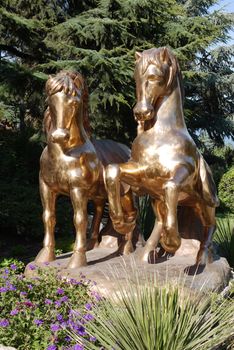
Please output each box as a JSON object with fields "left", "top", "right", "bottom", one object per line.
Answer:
{"left": 105, "top": 47, "right": 219, "bottom": 265}
{"left": 35, "top": 71, "right": 137, "bottom": 268}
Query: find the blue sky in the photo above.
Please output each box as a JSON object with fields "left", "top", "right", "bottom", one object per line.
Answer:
{"left": 211, "top": 0, "right": 234, "bottom": 45}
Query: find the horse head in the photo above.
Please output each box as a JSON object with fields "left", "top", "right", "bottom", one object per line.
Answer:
{"left": 44, "top": 71, "right": 90, "bottom": 145}
{"left": 133, "top": 47, "right": 181, "bottom": 123}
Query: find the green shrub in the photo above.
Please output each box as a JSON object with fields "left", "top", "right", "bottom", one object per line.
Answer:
{"left": 70, "top": 272, "right": 234, "bottom": 350}
{"left": 213, "top": 217, "right": 234, "bottom": 268}
{"left": 218, "top": 167, "right": 234, "bottom": 213}
{"left": 0, "top": 262, "right": 100, "bottom": 349}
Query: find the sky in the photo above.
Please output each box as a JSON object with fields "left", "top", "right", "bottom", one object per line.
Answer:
{"left": 211, "top": 0, "right": 234, "bottom": 45}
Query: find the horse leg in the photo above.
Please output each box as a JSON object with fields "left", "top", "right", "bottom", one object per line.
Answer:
{"left": 87, "top": 199, "right": 105, "bottom": 250}
{"left": 67, "top": 189, "right": 88, "bottom": 268}
{"left": 161, "top": 167, "right": 191, "bottom": 253}
{"left": 104, "top": 162, "right": 143, "bottom": 234}
{"left": 195, "top": 203, "right": 216, "bottom": 265}
{"left": 118, "top": 190, "right": 136, "bottom": 255}
{"left": 142, "top": 199, "right": 165, "bottom": 262}
{"left": 35, "top": 176, "right": 57, "bottom": 263}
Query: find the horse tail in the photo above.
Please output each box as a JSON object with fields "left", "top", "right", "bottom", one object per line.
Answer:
{"left": 198, "top": 154, "right": 219, "bottom": 207}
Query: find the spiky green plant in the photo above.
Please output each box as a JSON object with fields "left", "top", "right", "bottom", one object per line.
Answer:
{"left": 138, "top": 195, "right": 155, "bottom": 240}
{"left": 213, "top": 217, "right": 234, "bottom": 267}
{"left": 69, "top": 269, "right": 234, "bottom": 350}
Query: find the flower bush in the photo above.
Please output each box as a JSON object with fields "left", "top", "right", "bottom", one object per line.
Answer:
{"left": 0, "top": 260, "right": 102, "bottom": 349}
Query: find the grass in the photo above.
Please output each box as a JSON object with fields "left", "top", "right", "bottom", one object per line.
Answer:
{"left": 213, "top": 216, "right": 234, "bottom": 267}
{"left": 69, "top": 264, "right": 234, "bottom": 350}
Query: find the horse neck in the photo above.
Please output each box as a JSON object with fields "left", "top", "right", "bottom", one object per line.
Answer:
{"left": 154, "top": 76, "right": 186, "bottom": 133}
{"left": 68, "top": 114, "right": 89, "bottom": 148}
{"left": 47, "top": 113, "right": 89, "bottom": 154}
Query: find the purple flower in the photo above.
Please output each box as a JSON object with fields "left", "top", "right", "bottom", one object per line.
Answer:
{"left": 28, "top": 264, "right": 36, "bottom": 271}
{"left": 69, "top": 309, "right": 80, "bottom": 317}
{"left": 0, "top": 287, "right": 8, "bottom": 293}
{"left": 73, "top": 345, "right": 84, "bottom": 350}
{"left": 47, "top": 345, "right": 57, "bottom": 350}
{"left": 60, "top": 295, "right": 68, "bottom": 303}
{"left": 27, "top": 284, "right": 33, "bottom": 290}
{"left": 10, "top": 264, "right": 17, "bottom": 270}
{"left": 85, "top": 303, "right": 92, "bottom": 310}
{"left": 68, "top": 278, "right": 81, "bottom": 285}
{"left": 34, "top": 319, "right": 43, "bottom": 326}
{"left": 89, "top": 336, "right": 96, "bottom": 342}
{"left": 7, "top": 284, "right": 17, "bottom": 291}
{"left": 56, "top": 314, "right": 63, "bottom": 322}
{"left": 1, "top": 275, "right": 8, "bottom": 280}
{"left": 10, "top": 309, "right": 19, "bottom": 316}
{"left": 54, "top": 300, "right": 61, "bottom": 307}
{"left": 64, "top": 336, "right": 71, "bottom": 342}
{"left": 50, "top": 323, "right": 60, "bottom": 332}
{"left": 56, "top": 288, "right": 64, "bottom": 295}
{"left": 0, "top": 319, "right": 9, "bottom": 327}
{"left": 84, "top": 313, "right": 94, "bottom": 321}
{"left": 77, "top": 325, "right": 86, "bottom": 336}
{"left": 4, "top": 269, "right": 9, "bottom": 274}
{"left": 23, "top": 301, "right": 35, "bottom": 308}
{"left": 91, "top": 291, "right": 102, "bottom": 301}
{"left": 45, "top": 298, "right": 53, "bottom": 305}
{"left": 20, "top": 291, "right": 27, "bottom": 297}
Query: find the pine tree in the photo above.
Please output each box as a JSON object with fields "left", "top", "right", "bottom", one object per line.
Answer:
{"left": 0, "top": 0, "right": 233, "bottom": 143}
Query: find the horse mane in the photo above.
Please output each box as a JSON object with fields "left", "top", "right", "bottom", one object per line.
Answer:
{"left": 139, "top": 47, "right": 184, "bottom": 104}
{"left": 43, "top": 71, "right": 91, "bottom": 138}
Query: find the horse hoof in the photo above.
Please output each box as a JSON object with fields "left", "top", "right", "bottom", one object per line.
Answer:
{"left": 67, "top": 252, "right": 87, "bottom": 269}
{"left": 160, "top": 233, "right": 181, "bottom": 254}
{"left": 35, "top": 247, "right": 56, "bottom": 263}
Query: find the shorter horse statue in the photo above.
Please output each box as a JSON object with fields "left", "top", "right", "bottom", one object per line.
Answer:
{"left": 35, "top": 71, "right": 137, "bottom": 268}
{"left": 105, "top": 47, "right": 219, "bottom": 265}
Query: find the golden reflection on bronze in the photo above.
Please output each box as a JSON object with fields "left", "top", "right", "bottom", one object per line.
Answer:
{"left": 35, "top": 71, "right": 136, "bottom": 268}
{"left": 105, "top": 47, "right": 219, "bottom": 265}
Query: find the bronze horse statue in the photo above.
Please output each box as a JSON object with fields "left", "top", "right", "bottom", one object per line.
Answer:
{"left": 35, "top": 71, "right": 136, "bottom": 268}
{"left": 105, "top": 47, "right": 219, "bottom": 265}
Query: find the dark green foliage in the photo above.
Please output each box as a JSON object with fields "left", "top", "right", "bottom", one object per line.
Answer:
{"left": 218, "top": 167, "right": 234, "bottom": 213}
{"left": 138, "top": 196, "right": 155, "bottom": 240}
{"left": 213, "top": 217, "right": 234, "bottom": 267}
{"left": 202, "top": 144, "right": 234, "bottom": 186}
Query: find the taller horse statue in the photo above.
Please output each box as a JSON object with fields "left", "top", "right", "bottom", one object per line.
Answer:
{"left": 105, "top": 47, "right": 219, "bottom": 265}
{"left": 35, "top": 71, "right": 137, "bottom": 269}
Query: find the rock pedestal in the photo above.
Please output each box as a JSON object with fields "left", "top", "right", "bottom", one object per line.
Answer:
{"left": 25, "top": 239, "right": 231, "bottom": 298}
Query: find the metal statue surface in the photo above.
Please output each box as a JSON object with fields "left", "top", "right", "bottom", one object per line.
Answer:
{"left": 35, "top": 71, "right": 136, "bottom": 268}
{"left": 105, "top": 47, "right": 219, "bottom": 265}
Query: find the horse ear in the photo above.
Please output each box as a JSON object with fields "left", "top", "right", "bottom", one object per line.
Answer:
{"left": 160, "top": 47, "right": 169, "bottom": 63}
{"left": 135, "top": 51, "right": 142, "bottom": 61}
{"left": 166, "top": 65, "right": 174, "bottom": 89}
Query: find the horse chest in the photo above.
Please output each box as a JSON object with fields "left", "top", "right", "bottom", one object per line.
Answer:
{"left": 40, "top": 148, "right": 100, "bottom": 194}
{"left": 132, "top": 134, "right": 167, "bottom": 169}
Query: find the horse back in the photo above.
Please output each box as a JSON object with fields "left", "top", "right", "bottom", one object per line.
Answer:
{"left": 92, "top": 139, "right": 130, "bottom": 166}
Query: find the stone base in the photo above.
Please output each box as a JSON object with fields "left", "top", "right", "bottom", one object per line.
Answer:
{"left": 25, "top": 240, "right": 231, "bottom": 298}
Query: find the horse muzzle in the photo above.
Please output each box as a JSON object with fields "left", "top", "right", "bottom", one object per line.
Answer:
{"left": 133, "top": 102, "right": 154, "bottom": 121}
{"left": 51, "top": 128, "right": 70, "bottom": 144}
